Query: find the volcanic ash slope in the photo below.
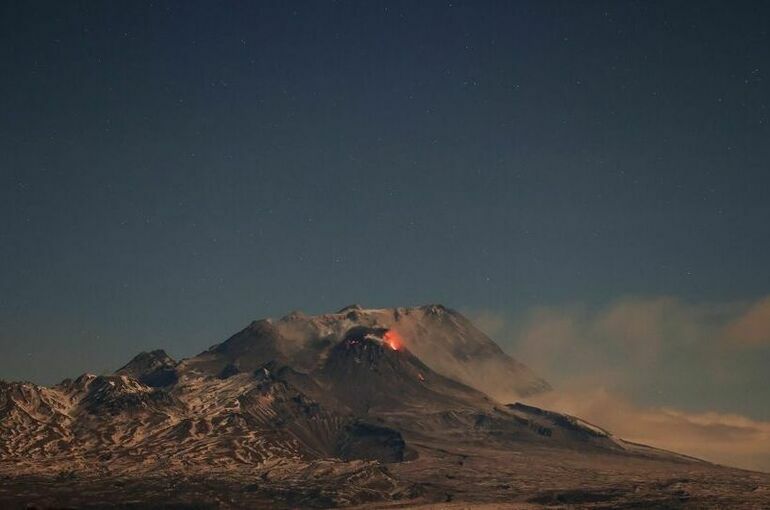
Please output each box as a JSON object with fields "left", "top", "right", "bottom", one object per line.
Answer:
{"left": 1, "top": 305, "right": 769, "bottom": 509}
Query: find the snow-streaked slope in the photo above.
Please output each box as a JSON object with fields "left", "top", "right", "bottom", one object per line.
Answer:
{"left": 1, "top": 304, "right": 765, "bottom": 509}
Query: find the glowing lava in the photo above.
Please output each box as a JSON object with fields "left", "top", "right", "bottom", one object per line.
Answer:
{"left": 383, "top": 330, "right": 403, "bottom": 351}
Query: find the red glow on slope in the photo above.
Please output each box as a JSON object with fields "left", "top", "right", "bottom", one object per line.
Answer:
{"left": 383, "top": 330, "right": 403, "bottom": 351}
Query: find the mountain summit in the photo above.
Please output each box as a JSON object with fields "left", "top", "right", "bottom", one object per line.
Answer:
{"left": 183, "top": 304, "right": 550, "bottom": 399}
{"left": 1, "top": 304, "right": 767, "bottom": 509}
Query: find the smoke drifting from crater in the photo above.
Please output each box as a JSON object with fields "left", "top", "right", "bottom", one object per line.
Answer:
{"left": 469, "top": 295, "right": 770, "bottom": 472}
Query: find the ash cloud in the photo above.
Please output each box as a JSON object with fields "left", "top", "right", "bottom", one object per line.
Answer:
{"left": 526, "top": 387, "right": 770, "bottom": 472}
{"left": 723, "top": 296, "right": 770, "bottom": 347}
{"left": 467, "top": 295, "right": 770, "bottom": 472}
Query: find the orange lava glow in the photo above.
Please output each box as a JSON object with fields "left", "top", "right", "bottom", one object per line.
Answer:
{"left": 383, "top": 330, "right": 403, "bottom": 351}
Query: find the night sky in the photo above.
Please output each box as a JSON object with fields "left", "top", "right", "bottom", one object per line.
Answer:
{"left": 1, "top": 1, "right": 769, "bottom": 427}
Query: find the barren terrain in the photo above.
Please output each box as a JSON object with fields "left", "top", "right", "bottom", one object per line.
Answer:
{"left": 1, "top": 305, "right": 768, "bottom": 509}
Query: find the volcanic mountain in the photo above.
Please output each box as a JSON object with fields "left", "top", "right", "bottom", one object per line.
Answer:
{"left": 181, "top": 304, "right": 550, "bottom": 399}
{"left": 1, "top": 305, "right": 768, "bottom": 509}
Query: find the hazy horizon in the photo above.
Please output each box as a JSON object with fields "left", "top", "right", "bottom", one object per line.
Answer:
{"left": 3, "top": 0, "right": 770, "bottom": 480}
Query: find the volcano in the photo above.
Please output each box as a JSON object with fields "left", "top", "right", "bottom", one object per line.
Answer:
{"left": 1, "top": 305, "right": 768, "bottom": 509}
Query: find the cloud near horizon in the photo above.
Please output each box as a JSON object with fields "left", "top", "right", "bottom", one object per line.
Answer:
{"left": 723, "top": 296, "right": 770, "bottom": 347}
{"left": 469, "top": 295, "right": 770, "bottom": 472}
{"left": 523, "top": 386, "right": 770, "bottom": 473}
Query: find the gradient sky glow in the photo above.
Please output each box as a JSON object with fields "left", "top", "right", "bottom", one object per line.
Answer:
{"left": 1, "top": 1, "right": 769, "bottom": 430}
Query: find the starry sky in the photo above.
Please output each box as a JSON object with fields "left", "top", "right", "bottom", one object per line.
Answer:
{"left": 1, "top": 1, "right": 769, "bottom": 427}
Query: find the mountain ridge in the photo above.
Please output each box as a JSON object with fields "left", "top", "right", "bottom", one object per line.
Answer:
{"left": 180, "top": 304, "right": 550, "bottom": 399}
{"left": 1, "top": 304, "right": 768, "bottom": 508}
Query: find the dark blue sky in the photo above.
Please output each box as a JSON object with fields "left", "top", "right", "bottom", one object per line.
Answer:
{"left": 1, "top": 1, "right": 769, "bottom": 387}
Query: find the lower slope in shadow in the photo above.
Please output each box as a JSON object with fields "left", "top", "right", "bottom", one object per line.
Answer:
{"left": 316, "top": 326, "right": 493, "bottom": 416}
